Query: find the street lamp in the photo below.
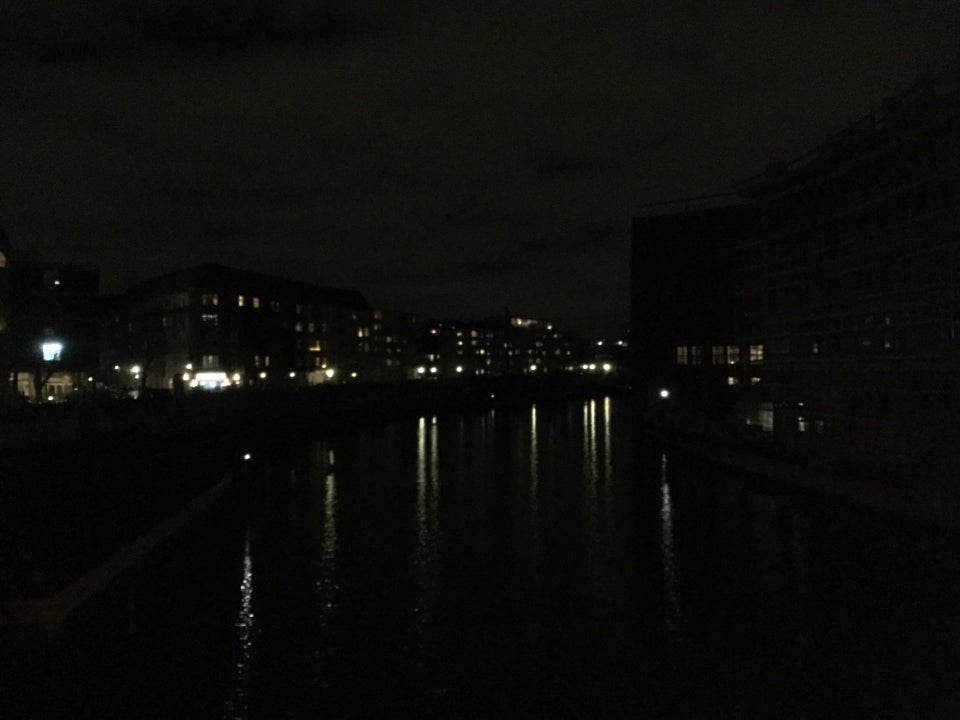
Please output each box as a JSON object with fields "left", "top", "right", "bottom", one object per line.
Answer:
{"left": 41, "top": 341, "right": 63, "bottom": 362}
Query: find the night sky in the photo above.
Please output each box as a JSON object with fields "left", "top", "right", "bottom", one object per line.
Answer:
{"left": 2, "top": 2, "right": 959, "bottom": 335}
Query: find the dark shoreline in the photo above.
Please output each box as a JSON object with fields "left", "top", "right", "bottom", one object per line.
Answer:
{"left": 637, "top": 406, "right": 960, "bottom": 530}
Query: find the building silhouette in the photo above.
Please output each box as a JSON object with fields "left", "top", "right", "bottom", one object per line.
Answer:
{"left": 110, "top": 264, "right": 375, "bottom": 391}
{"left": 632, "top": 71, "right": 960, "bottom": 472}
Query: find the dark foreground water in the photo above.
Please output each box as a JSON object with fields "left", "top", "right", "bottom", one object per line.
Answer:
{"left": 12, "top": 397, "right": 960, "bottom": 718}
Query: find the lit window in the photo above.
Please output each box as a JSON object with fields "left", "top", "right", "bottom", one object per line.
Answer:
{"left": 308, "top": 322, "right": 315, "bottom": 333}
{"left": 202, "top": 354, "right": 218, "bottom": 369}
{"left": 238, "top": 295, "right": 245, "bottom": 307}
{"left": 712, "top": 346, "right": 725, "bottom": 364}
{"left": 690, "top": 346, "right": 702, "bottom": 365}
{"left": 676, "top": 346, "right": 689, "bottom": 365}
{"left": 811, "top": 343, "right": 819, "bottom": 354}
{"left": 254, "top": 355, "right": 261, "bottom": 368}
{"left": 295, "top": 321, "right": 303, "bottom": 333}
{"left": 749, "top": 345, "right": 764, "bottom": 364}
{"left": 727, "top": 376, "right": 740, "bottom": 386}
{"left": 201, "top": 313, "right": 219, "bottom": 326}
{"left": 201, "top": 293, "right": 219, "bottom": 307}
{"left": 252, "top": 297, "right": 260, "bottom": 309}
{"left": 309, "top": 340, "right": 321, "bottom": 352}
{"left": 270, "top": 300, "right": 280, "bottom": 312}
{"left": 296, "top": 304, "right": 302, "bottom": 315}
{"left": 265, "top": 355, "right": 271, "bottom": 367}
{"left": 726, "top": 345, "right": 740, "bottom": 364}
{"left": 750, "top": 376, "right": 761, "bottom": 385}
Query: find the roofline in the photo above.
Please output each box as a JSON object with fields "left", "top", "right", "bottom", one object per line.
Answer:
{"left": 125, "top": 263, "right": 370, "bottom": 308}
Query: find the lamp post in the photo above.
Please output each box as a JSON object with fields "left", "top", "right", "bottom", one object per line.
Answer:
{"left": 36, "top": 340, "right": 63, "bottom": 402}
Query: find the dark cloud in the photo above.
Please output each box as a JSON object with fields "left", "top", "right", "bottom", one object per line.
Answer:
{"left": 518, "top": 224, "right": 624, "bottom": 255}
{"left": 4, "top": 1, "right": 370, "bottom": 60}
{"left": 457, "top": 258, "right": 528, "bottom": 279}
{"left": 577, "top": 223, "right": 622, "bottom": 246}
{"left": 151, "top": 183, "right": 303, "bottom": 208}
{"left": 443, "top": 211, "right": 531, "bottom": 232}
{"left": 532, "top": 152, "right": 614, "bottom": 178}
{"left": 204, "top": 221, "right": 258, "bottom": 241}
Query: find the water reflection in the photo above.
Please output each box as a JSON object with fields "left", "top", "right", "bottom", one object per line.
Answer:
{"left": 524, "top": 404, "right": 541, "bottom": 584}
{"left": 660, "top": 454, "right": 680, "bottom": 634}
{"left": 317, "top": 448, "right": 337, "bottom": 616}
{"left": 415, "top": 416, "right": 440, "bottom": 619}
{"left": 529, "top": 404, "right": 539, "bottom": 522}
{"left": 225, "top": 526, "right": 256, "bottom": 720}
{"left": 583, "top": 400, "right": 599, "bottom": 554}
{"left": 602, "top": 397, "right": 614, "bottom": 534}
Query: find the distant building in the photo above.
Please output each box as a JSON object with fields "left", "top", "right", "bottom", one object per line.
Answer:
{"left": 631, "top": 72, "right": 960, "bottom": 468}
{"left": 112, "top": 264, "right": 373, "bottom": 391}
{"left": 408, "top": 313, "right": 586, "bottom": 379}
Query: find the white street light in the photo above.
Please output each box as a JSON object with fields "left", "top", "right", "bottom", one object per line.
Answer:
{"left": 41, "top": 342, "right": 63, "bottom": 361}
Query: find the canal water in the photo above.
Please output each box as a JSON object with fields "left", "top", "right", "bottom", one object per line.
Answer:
{"left": 17, "top": 397, "right": 960, "bottom": 717}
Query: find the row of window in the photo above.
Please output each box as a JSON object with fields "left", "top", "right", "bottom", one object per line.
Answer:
{"left": 203, "top": 293, "right": 315, "bottom": 318}
{"left": 198, "top": 310, "right": 333, "bottom": 337}
{"left": 677, "top": 344, "right": 764, "bottom": 365}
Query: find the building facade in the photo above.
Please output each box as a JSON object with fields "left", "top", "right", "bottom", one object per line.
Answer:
{"left": 407, "top": 313, "right": 586, "bottom": 379}
{"left": 113, "top": 264, "right": 374, "bottom": 391}
{"left": 632, "top": 72, "right": 960, "bottom": 469}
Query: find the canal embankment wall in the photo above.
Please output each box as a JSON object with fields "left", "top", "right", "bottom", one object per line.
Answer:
{"left": 638, "top": 403, "right": 960, "bottom": 527}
